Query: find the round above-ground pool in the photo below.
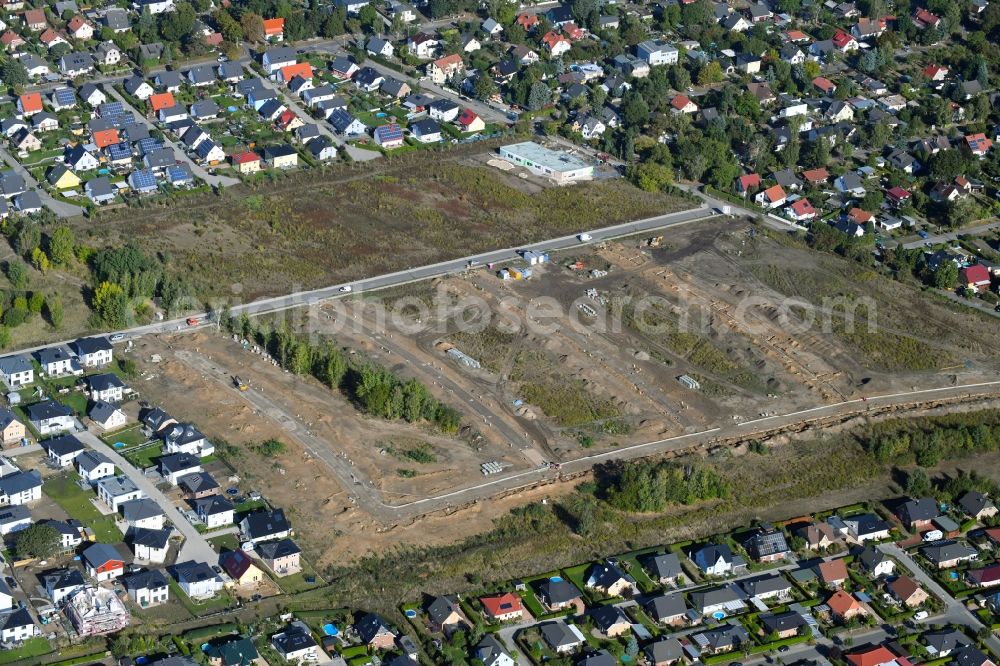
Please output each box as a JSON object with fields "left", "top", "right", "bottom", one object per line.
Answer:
{"left": 114, "top": 442, "right": 126, "bottom": 449}
{"left": 323, "top": 623, "right": 339, "bottom": 636}
{"left": 404, "top": 609, "right": 417, "bottom": 618}
{"left": 712, "top": 611, "right": 726, "bottom": 621}
{"left": 549, "top": 575, "right": 563, "bottom": 582}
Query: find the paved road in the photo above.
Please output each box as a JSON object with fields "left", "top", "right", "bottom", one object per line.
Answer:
{"left": 899, "top": 221, "right": 1000, "bottom": 249}
{"left": 104, "top": 85, "right": 240, "bottom": 189}
{"left": 0, "top": 145, "right": 84, "bottom": 218}
{"left": 76, "top": 430, "right": 220, "bottom": 564}
{"left": 880, "top": 544, "right": 1000, "bottom": 655}
{"left": 242, "top": 64, "right": 379, "bottom": 163}
{"left": 299, "top": 41, "right": 509, "bottom": 125}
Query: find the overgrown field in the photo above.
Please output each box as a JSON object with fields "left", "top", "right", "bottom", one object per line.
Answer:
{"left": 313, "top": 408, "right": 1000, "bottom": 614}
{"left": 78, "top": 155, "right": 693, "bottom": 302}
{"left": 745, "top": 235, "right": 999, "bottom": 371}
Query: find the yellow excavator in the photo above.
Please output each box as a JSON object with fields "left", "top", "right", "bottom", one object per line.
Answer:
{"left": 232, "top": 375, "right": 248, "bottom": 391}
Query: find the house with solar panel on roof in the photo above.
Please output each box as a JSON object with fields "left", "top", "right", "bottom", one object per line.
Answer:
{"left": 50, "top": 86, "right": 77, "bottom": 110}
{"left": 744, "top": 523, "right": 791, "bottom": 562}
{"left": 128, "top": 169, "right": 159, "bottom": 194}
{"left": 373, "top": 123, "right": 404, "bottom": 149}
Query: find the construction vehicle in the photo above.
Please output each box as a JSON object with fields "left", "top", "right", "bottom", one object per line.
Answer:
{"left": 641, "top": 236, "right": 664, "bottom": 248}
{"left": 232, "top": 376, "right": 248, "bottom": 391}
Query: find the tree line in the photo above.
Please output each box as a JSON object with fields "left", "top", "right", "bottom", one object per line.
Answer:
{"left": 219, "top": 310, "right": 462, "bottom": 433}
{"left": 862, "top": 409, "right": 1000, "bottom": 467}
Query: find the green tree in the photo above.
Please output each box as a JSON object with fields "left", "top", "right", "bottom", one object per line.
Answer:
{"left": 473, "top": 74, "right": 497, "bottom": 101}
{"left": 31, "top": 247, "right": 49, "bottom": 273}
{"left": 933, "top": 261, "right": 958, "bottom": 289}
{"left": 5, "top": 261, "right": 27, "bottom": 288}
{"left": 14, "top": 524, "right": 61, "bottom": 559}
{"left": 527, "top": 81, "right": 551, "bottom": 110}
{"left": 47, "top": 226, "right": 75, "bottom": 266}
{"left": 44, "top": 295, "right": 63, "bottom": 328}
{"left": 92, "top": 281, "right": 130, "bottom": 327}
{"left": 0, "top": 58, "right": 28, "bottom": 88}
{"left": 0, "top": 327, "right": 10, "bottom": 349}
{"left": 27, "top": 292, "right": 43, "bottom": 313}
{"left": 905, "top": 468, "right": 932, "bottom": 496}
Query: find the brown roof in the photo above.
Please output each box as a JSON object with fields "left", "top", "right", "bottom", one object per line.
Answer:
{"left": 888, "top": 575, "right": 922, "bottom": 601}
{"left": 827, "top": 589, "right": 862, "bottom": 617}
{"left": 817, "top": 558, "right": 848, "bottom": 583}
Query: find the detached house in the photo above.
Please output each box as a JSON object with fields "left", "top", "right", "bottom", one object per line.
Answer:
{"left": 480, "top": 592, "right": 524, "bottom": 622}
{"left": 585, "top": 561, "right": 637, "bottom": 597}
{"left": 83, "top": 543, "right": 125, "bottom": 582}
{"left": 0, "top": 354, "right": 33, "bottom": 388}
{"left": 27, "top": 401, "right": 75, "bottom": 436}
{"left": 44, "top": 434, "right": 86, "bottom": 467}
{"left": 689, "top": 543, "right": 747, "bottom": 576}
{"left": 755, "top": 184, "right": 787, "bottom": 209}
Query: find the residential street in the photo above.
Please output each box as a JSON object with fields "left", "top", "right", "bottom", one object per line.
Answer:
{"left": 76, "top": 430, "right": 220, "bottom": 564}
{"left": 879, "top": 544, "right": 1000, "bottom": 655}
{"left": 899, "top": 221, "right": 1000, "bottom": 249}
{"left": 0, "top": 145, "right": 84, "bottom": 218}
{"left": 103, "top": 85, "right": 240, "bottom": 189}
{"left": 241, "top": 64, "right": 380, "bottom": 163}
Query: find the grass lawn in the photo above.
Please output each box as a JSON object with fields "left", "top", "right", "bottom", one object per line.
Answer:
{"left": 208, "top": 532, "right": 240, "bottom": 553}
{"left": 57, "top": 391, "right": 89, "bottom": 416}
{"left": 42, "top": 473, "right": 121, "bottom": 542}
{"left": 0, "top": 636, "right": 52, "bottom": 664}
{"left": 273, "top": 558, "right": 322, "bottom": 594}
{"left": 168, "top": 579, "right": 235, "bottom": 616}
{"left": 100, "top": 424, "right": 149, "bottom": 448}
{"left": 561, "top": 563, "right": 592, "bottom": 602}
{"left": 517, "top": 588, "right": 546, "bottom": 619}
{"left": 123, "top": 444, "right": 162, "bottom": 469}
{"left": 132, "top": 599, "right": 194, "bottom": 624}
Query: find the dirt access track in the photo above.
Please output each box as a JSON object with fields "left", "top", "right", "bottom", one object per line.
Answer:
{"left": 130, "top": 218, "right": 1000, "bottom": 564}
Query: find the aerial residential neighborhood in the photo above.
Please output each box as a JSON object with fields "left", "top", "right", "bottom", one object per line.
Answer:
{"left": 0, "top": 0, "right": 995, "bottom": 662}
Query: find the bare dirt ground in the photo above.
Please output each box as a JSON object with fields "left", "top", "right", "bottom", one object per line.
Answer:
{"left": 126, "top": 217, "right": 1000, "bottom": 569}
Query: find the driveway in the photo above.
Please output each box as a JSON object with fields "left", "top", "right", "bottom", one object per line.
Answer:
{"left": 0, "top": 145, "right": 84, "bottom": 218}
{"left": 103, "top": 85, "right": 240, "bottom": 189}
{"left": 76, "top": 430, "right": 220, "bottom": 564}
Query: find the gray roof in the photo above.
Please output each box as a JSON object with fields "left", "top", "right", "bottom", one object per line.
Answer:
{"left": 45, "top": 434, "right": 86, "bottom": 457}
{"left": 123, "top": 568, "right": 169, "bottom": 591}
{"left": 89, "top": 400, "right": 121, "bottom": 424}
{"left": 257, "top": 538, "right": 300, "bottom": 560}
{"left": 131, "top": 526, "right": 171, "bottom": 549}
{"left": 88, "top": 372, "right": 124, "bottom": 392}
{"left": 645, "top": 593, "right": 687, "bottom": 621}
{"left": 426, "top": 595, "right": 459, "bottom": 625}
{"left": 475, "top": 634, "right": 512, "bottom": 666}
{"left": 921, "top": 540, "right": 977, "bottom": 564}
{"left": 539, "top": 620, "right": 584, "bottom": 649}
{"left": 959, "top": 491, "right": 993, "bottom": 517}
{"left": 0, "top": 504, "right": 30, "bottom": 526}
{"left": 158, "top": 452, "right": 200, "bottom": 475}
{"left": 690, "top": 585, "right": 741, "bottom": 611}
{"left": 75, "top": 449, "right": 112, "bottom": 473}
{"left": 121, "top": 497, "right": 163, "bottom": 522}
{"left": 0, "top": 470, "right": 42, "bottom": 496}
{"left": 537, "top": 578, "right": 581, "bottom": 605}
{"left": 646, "top": 638, "right": 685, "bottom": 663}
{"left": 27, "top": 400, "right": 72, "bottom": 422}
{"left": 83, "top": 542, "right": 123, "bottom": 568}
{"left": 0, "top": 354, "right": 32, "bottom": 376}
{"left": 178, "top": 471, "right": 218, "bottom": 494}
{"left": 741, "top": 573, "right": 791, "bottom": 597}
{"left": 194, "top": 494, "right": 234, "bottom": 517}
{"left": 644, "top": 552, "right": 682, "bottom": 579}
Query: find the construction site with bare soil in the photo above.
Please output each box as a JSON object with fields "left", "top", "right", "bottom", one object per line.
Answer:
{"left": 127, "top": 216, "right": 1000, "bottom": 569}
